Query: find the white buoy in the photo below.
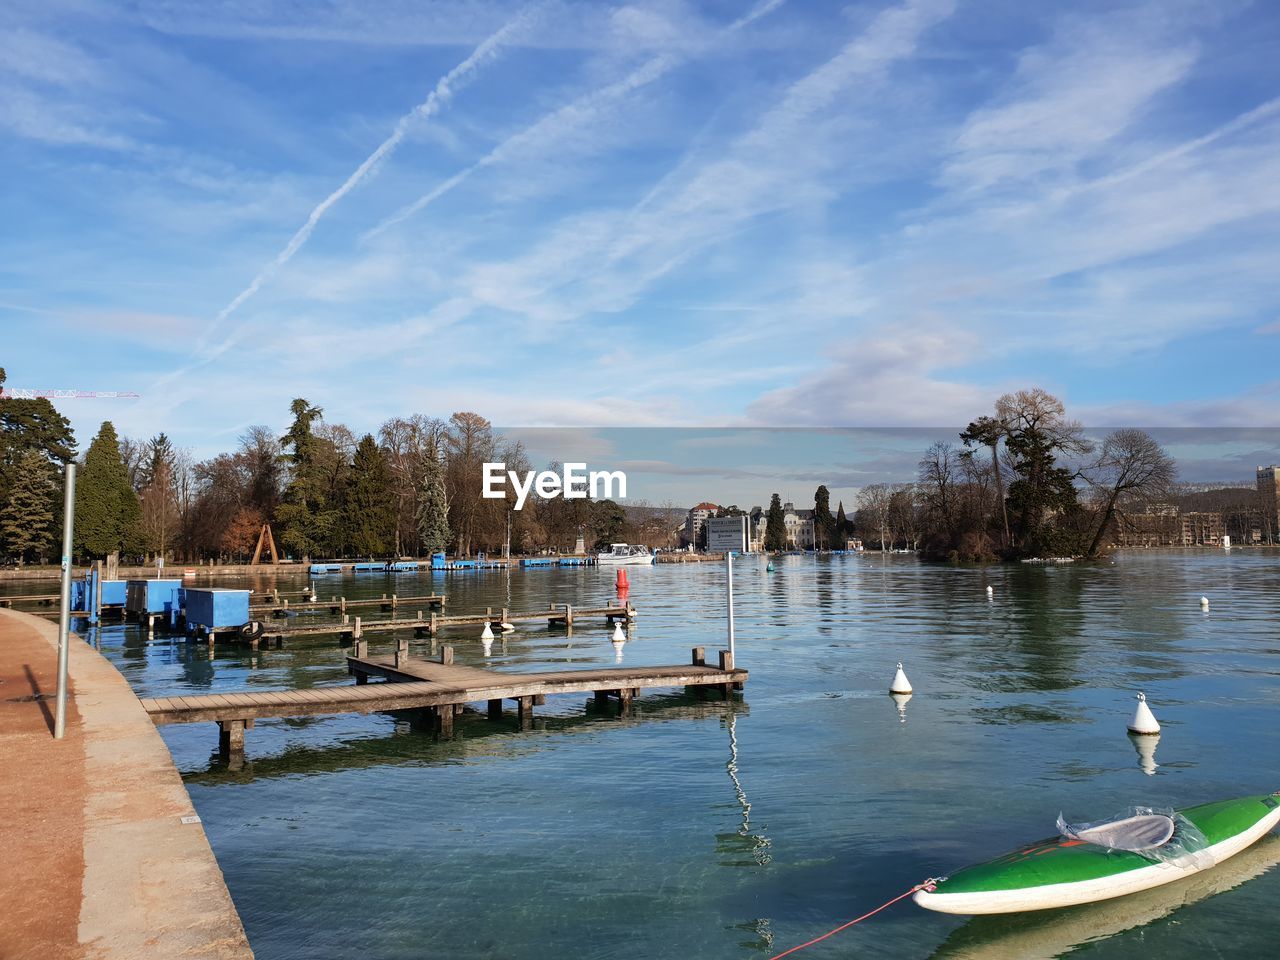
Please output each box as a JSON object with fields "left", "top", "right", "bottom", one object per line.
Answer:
{"left": 1128, "top": 692, "right": 1161, "bottom": 735}
{"left": 611, "top": 622, "right": 625, "bottom": 642}
{"left": 986, "top": 585, "right": 993, "bottom": 598}
{"left": 481, "top": 635, "right": 493, "bottom": 657}
{"left": 1130, "top": 732, "right": 1160, "bottom": 776}
{"left": 500, "top": 622, "right": 515, "bottom": 633}
{"left": 890, "top": 661, "right": 912, "bottom": 695}
{"left": 480, "top": 622, "right": 494, "bottom": 640}
{"left": 1199, "top": 596, "right": 1210, "bottom": 610}
{"left": 890, "top": 692, "right": 912, "bottom": 723}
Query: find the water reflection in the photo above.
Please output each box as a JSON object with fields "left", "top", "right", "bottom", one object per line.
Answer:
{"left": 891, "top": 691, "right": 912, "bottom": 723}
{"left": 717, "top": 713, "right": 771, "bottom": 867}
{"left": 1131, "top": 733, "right": 1160, "bottom": 776}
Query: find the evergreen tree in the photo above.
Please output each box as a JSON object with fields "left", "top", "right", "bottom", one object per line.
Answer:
{"left": 340, "top": 434, "right": 396, "bottom": 556}
{"left": 813, "top": 485, "right": 835, "bottom": 549}
{"left": 591, "top": 499, "right": 628, "bottom": 549}
{"left": 835, "top": 500, "right": 848, "bottom": 540}
{"left": 415, "top": 445, "right": 451, "bottom": 555}
{"left": 0, "top": 450, "right": 57, "bottom": 564}
{"left": 74, "top": 421, "right": 144, "bottom": 559}
{"left": 764, "top": 493, "right": 787, "bottom": 551}
{"left": 0, "top": 367, "right": 76, "bottom": 555}
{"left": 277, "top": 398, "right": 328, "bottom": 558}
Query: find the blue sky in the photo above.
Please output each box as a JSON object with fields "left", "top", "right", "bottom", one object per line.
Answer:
{"left": 3, "top": 0, "right": 1280, "bottom": 477}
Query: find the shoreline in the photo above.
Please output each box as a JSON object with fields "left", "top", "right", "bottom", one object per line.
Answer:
{"left": 0, "top": 608, "right": 253, "bottom": 959}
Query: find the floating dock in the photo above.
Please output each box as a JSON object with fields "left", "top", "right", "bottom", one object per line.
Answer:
{"left": 140, "top": 645, "right": 746, "bottom": 761}
{"left": 260, "top": 602, "right": 635, "bottom": 646}
{"left": 249, "top": 592, "right": 447, "bottom": 617}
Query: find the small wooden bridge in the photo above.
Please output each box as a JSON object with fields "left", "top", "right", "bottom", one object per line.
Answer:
{"left": 260, "top": 602, "right": 635, "bottom": 646}
{"left": 140, "top": 644, "right": 744, "bottom": 762}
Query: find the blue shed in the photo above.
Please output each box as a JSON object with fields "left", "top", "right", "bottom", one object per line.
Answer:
{"left": 183, "top": 588, "right": 251, "bottom": 634}
{"left": 126, "top": 578, "right": 183, "bottom": 616}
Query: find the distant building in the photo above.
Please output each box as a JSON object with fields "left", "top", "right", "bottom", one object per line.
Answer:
{"left": 1259, "top": 466, "right": 1280, "bottom": 536}
{"left": 1115, "top": 504, "right": 1225, "bottom": 547}
{"left": 1180, "top": 512, "right": 1225, "bottom": 546}
{"left": 781, "top": 501, "right": 816, "bottom": 550}
{"left": 683, "top": 502, "right": 720, "bottom": 547}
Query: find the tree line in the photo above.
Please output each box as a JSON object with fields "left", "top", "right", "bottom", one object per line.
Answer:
{"left": 0, "top": 371, "right": 681, "bottom": 564}
{"left": 853, "top": 388, "right": 1183, "bottom": 560}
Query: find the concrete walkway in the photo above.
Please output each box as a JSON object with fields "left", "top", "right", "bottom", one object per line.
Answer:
{"left": 0, "top": 608, "right": 252, "bottom": 960}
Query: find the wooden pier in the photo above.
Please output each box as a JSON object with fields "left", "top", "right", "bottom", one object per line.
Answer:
{"left": 261, "top": 602, "right": 635, "bottom": 646}
{"left": 0, "top": 593, "right": 62, "bottom": 607}
{"left": 250, "top": 592, "right": 447, "bottom": 617}
{"left": 140, "top": 645, "right": 745, "bottom": 761}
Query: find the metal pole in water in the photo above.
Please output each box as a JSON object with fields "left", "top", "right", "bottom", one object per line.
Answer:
{"left": 54, "top": 463, "right": 77, "bottom": 740}
{"left": 726, "top": 551, "right": 736, "bottom": 660}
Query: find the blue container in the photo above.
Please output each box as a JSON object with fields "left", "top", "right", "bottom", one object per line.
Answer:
{"left": 353, "top": 562, "right": 385, "bottom": 572}
{"left": 182, "top": 588, "right": 251, "bottom": 632}
{"left": 389, "top": 561, "right": 420, "bottom": 572}
{"left": 126, "top": 578, "right": 183, "bottom": 616}
{"left": 430, "top": 552, "right": 447, "bottom": 569}
{"left": 100, "top": 580, "right": 126, "bottom": 607}
{"left": 522, "top": 557, "right": 554, "bottom": 567}
{"left": 310, "top": 563, "right": 343, "bottom": 574}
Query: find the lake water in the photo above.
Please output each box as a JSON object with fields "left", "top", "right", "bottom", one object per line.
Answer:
{"left": 12, "top": 550, "right": 1280, "bottom": 958}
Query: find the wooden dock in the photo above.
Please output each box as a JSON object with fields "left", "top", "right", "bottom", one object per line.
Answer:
{"left": 250, "top": 592, "right": 446, "bottom": 617}
{"left": 140, "top": 644, "right": 745, "bottom": 761}
{"left": 261, "top": 602, "right": 635, "bottom": 646}
{"left": 0, "top": 593, "right": 62, "bottom": 607}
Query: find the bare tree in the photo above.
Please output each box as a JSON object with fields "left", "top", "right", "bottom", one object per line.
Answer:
{"left": 1086, "top": 429, "right": 1177, "bottom": 557}
{"left": 855, "top": 483, "right": 893, "bottom": 550}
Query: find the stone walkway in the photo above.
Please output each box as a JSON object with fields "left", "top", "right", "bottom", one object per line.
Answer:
{"left": 0, "top": 608, "right": 252, "bottom": 959}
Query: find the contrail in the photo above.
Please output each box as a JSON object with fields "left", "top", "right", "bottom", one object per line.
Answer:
{"left": 200, "top": 10, "right": 535, "bottom": 345}
{"left": 367, "top": 0, "right": 787, "bottom": 238}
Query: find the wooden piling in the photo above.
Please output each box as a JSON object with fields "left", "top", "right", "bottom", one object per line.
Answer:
{"left": 517, "top": 696, "right": 534, "bottom": 730}
{"left": 217, "top": 719, "right": 245, "bottom": 761}
{"left": 488, "top": 698, "right": 503, "bottom": 721}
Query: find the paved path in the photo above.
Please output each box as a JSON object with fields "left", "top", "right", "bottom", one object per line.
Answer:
{"left": 0, "top": 608, "right": 252, "bottom": 960}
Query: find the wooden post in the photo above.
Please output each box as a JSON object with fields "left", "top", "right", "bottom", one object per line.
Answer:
{"left": 440, "top": 645, "right": 454, "bottom": 665}
{"left": 488, "top": 698, "right": 503, "bottom": 721}
{"left": 618, "top": 688, "right": 634, "bottom": 716}
{"left": 500, "top": 606, "right": 508, "bottom": 626}
{"left": 353, "top": 638, "right": 368, "bottom": 659}
{"left": 517, "top": 696, "right": 534, "bottom": 730}
{"left": 430, "top": 612, "right": 438, "bottom": 637}
{"left": 354, "top": 670, "right": 368, "bottom": 685}
{"left": 692, "top": 646, "right": 705, "bottom": 666}
{"left": 564, "top": 603, "right": 573, "bottom": 627}
{"left": 416, "top": 610, "right": 423, "bottom": 621}
{"left": 395, "top": 638, "right": 409, "bottom": 668}
{"left": 437, "top": 705, "right": 454, "bottom": 738}
{"left": 353, "top": 616, "right": 362, "bottom": 640}
{"left": 719, "top": 650, "right": 735, "bottom": 699}
{"left": 217, "top": 719, "right": 245, "bottom": 762}
{"left": 340, "top": 596, "right": 346, "bottom": 615}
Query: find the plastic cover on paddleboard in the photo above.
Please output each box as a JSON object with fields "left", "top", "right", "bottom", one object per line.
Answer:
{"left": 1056, "top": 807, "right": 1215, "bottom": 869}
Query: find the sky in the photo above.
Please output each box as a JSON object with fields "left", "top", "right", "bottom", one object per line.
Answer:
{"left": 2, "top": 0, "right": 1280, "bottom": 504}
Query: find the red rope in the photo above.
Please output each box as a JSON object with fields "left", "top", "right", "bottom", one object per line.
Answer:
{"left": 765, "top": 879, "right": 940, "bottom": 959}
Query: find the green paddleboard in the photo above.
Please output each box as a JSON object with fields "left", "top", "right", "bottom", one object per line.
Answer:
{"left": 915, "top": 793, "right": 1280, "bottom": 915}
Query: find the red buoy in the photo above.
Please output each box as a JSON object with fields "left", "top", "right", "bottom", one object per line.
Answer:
{"left": 615, "top": 568, "right": 629, "bottom": 595}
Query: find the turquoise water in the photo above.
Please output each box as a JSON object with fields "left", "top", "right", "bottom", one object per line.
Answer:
{"left": 11, "top": 551, "right": 1280, "bottom": 958}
